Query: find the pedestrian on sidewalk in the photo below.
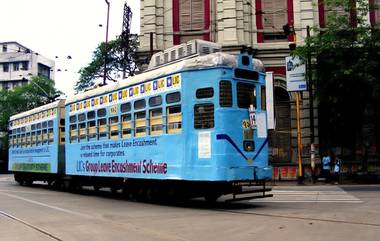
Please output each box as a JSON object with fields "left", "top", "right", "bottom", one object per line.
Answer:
{"left": 322, "top": 152, "right": 331, "bottom": 183}
{"left": 333, "top": 156, "right": 342, "bottom": 184}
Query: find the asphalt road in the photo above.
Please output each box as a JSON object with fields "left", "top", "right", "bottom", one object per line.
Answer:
{"left": 0, "top": 174, "right": 379, "bottom": 241}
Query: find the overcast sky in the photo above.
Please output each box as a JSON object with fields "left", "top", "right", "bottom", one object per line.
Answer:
{"left": 1, "top": 0, "right": 140, "bottom": 96}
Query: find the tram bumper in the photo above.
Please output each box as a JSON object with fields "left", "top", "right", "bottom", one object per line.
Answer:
{"left": 253, "top": 166, "right": 272, "bottom": 181}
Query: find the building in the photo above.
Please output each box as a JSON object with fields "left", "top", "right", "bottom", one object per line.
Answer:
{"left": 0, "top": 42, "right": 55, "bottom": 90}
{"left": 137, "top": 0, "right": 380, "bottom": 176}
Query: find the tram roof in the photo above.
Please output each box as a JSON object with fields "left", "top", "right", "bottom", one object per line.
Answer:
{"left": 10, "top": 99, "right": 66, "bottom": 121}
{"left": 66, "top": 52, "right": 237, "bottom": 104}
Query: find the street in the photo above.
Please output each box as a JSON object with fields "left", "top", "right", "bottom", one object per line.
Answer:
{"left": 0, "top": 174, "right": 379, "bottom": 241}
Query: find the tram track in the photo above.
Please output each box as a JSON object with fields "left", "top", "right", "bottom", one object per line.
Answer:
{"left": 214, "top": 208, "right": 380, "bottom": 227}
{"left": 0, "top": 211, "right": 63, "bottom": 241}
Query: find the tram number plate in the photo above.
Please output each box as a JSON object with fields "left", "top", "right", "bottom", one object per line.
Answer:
{"left": 110, "top": 105, "right": 118, "bottom": 115}
{"left": 242, "top": 120, "right": 251, "bottom": 129}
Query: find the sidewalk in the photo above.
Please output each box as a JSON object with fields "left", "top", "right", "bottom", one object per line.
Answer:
{"left": 270, "top": 177, "right": 380, "bottom": 186}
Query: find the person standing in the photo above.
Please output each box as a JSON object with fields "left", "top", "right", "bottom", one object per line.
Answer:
{"left": 333, "top": 156, "right": 342, "bottom": 184}
{"left": 321, "top": 152, "right": 331, "bottom": 183}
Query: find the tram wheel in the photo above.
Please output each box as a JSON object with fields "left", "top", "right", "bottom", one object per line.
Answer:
{"left": 204, "top": 193, "right": 221, "bottom": 203}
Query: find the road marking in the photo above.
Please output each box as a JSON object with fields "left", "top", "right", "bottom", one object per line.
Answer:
{"left": 250, "top": 187, "right": 363, "bottom": 203}
{"left": 0, "top": 211, "right": 63, "bottom": 241}
{"left": 0, "top": 191, "right": 92, "bottom": 218}
{"left": 0, "top": 190, "right": 193, "bottom": 241}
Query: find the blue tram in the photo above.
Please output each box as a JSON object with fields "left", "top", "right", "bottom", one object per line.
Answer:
{"left": 8, "top": 100, "right": 66, "bottom": 184}
{"left": 8, "top": 40, "right": 272, "bottom": 201}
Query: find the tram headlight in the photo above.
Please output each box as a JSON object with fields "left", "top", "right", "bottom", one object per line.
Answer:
{"left": 243, "top": 141, "right": 255, "bottom": 152}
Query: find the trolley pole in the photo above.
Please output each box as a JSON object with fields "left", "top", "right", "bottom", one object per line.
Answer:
{"left": 296, "top": 92, "right": 303, "bottom": 183}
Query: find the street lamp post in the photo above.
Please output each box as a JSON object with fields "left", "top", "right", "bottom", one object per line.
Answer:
{"left": 103, "top": 0, "right": 110, "bottom": 86}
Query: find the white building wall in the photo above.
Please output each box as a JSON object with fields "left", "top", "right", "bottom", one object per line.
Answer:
{"left": 0, "top": 42, "right": 54, "bottom": 90}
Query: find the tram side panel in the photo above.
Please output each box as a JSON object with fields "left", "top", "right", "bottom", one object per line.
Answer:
{"left": 8, "top": 112, "right": 62, "bottom": 177}
{"left": 64, "top": 75, "right": 186, "bottom": 180}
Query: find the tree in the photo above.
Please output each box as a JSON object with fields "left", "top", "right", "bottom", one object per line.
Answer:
{"left": 0, "top": 76, "right": 62, "bottom": 131}
{"left": 295, "top": 0, "right": 380, "bottom": 162}
{"left": 75, "top": 34, "right": 139, "bottom": 92}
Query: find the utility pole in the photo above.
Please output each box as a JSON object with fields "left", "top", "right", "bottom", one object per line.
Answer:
{"left": 150, "top": 32, "right": 154, "bottom": 59}
{"left": 307, "top": 26, "right": 316, "bottom": 178}
{"left": 103, "top": 0, "right": 110, "bottom": 86}
{"left": 121, "top": 2, "right": 132, "bottom": 79}
{"left": 296, "top": 92, "right": 303, "bottom": 183}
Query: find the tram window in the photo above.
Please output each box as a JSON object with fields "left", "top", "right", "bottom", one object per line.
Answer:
{"left": 194, "top": 104, "right": 214, "bottom": 129}
{"left": 196, "top": 87, "right": 214, "bottom": 99}
{"left": 121, "top": 114, "right": 132, "bottom": 138}
{"left": 36, "top": 123, "right": 41, "bottom": 129}
{"left": 70, "top": 124, "right": 78, "bottom": 141}
{"left": 48, "top": 128, "right": 54, "bottom": 143}
{"left": 36, "top": 131, "right": 42, "bottom": 145}
{"left": 109, "top": 116, "right": 119, "bottom": 139}
{"left": 237, "top": 83, "right": 256, "bottom": 108}
{"left": 48, "top": 120, "right": 53, "bottom": 128}
{"left": 150, "top": 108, "right": 163, "bottom": 135}
{"left": 261, "top": 86, "right": 266, "bottom": 110}
{"left": 21, "top": 134, "right": 26, "bottom": 147}
{"left": 98, "top": 118, "right": 107, "bottom": 138}
{"left": 42, "top": 121, "right": 47, "bottom": 129}
{"left": 220, "top": 81, "right": 232, "bottom": 107}
{"left": 134, "top": 99, "right": 146, "bottom": 110}
{"left": 167, "top": 105, "right": 182, "bottom": 134}
{"left": 26, "top": 133, "right": 31, "bottom": 147}
{"left": 97, "top": 108, "right": 106, "bottom": 118}
{"left": 31, "top": 124, "right": 36, "bottom": 131}
{"left": 78, "top": 113, "right": 86, "bottom": 122}
{"left": 149, "top": 96, "right": 162, "bottom": 107}
{"left": 120, "top": 103, "right": 131, "bottom": 113}
{"left": 15, "top": 135, "right": 19, "bottom": 147}
{"left": 79, "top": 123, "right": 86, "bottom": 140}
{"left": 87, "top": 111, "right": 95, "bottom": 120}
{"left": 87, "top": 120, "right": 96, "bottom": 139}
{"left": 69, "top": 115, "right": 77, "bottom": 123}
{"left": 31, "top": 132, "right": 36, "bottom": 146}
{"left": 237, "top": 83, "right": 257, "bottom": 108}
{"left": 166, "top": 92, "right": 181, "bottom": 104}
{"left": 134, "top": 111, "right": 146, "bottom": 137}
{"left": 42, "top": 129, "right": 48, "bottom": 144}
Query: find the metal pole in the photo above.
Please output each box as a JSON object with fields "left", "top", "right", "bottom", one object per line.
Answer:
{"left": 103, "top": 0, "right": 110, "bottom": 86}
{"left": 150, "top": 32, "right": 154, "bottom": 59}
{"left": 307, "top": 26, "right": 314, "bottom": 144}
{"left": 296, "top": 92, "right": 303, "bottom": 183}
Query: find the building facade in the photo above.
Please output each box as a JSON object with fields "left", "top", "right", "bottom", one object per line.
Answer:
{"left": 0, "top": 42, "right": 55, "bottom": 90}
{"left": 137, "top": 0, "right": 380, "bottom": 173}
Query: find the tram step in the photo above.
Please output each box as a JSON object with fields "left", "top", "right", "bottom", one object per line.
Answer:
{"left": 225, "top": 194, "right": 273, "bottom": 202}
{"left": 235, "top": 187, "right": 272, "bottom": 195}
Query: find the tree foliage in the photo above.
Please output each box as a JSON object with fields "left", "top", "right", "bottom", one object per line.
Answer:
{"left": 75, "top": 34, "right": 139, "bottom": 92}
{"left": 0, "top": 76, "right": 62, "bottom": 131}
{"left": 295, "top": 0, "right": 380, "bottom": 156}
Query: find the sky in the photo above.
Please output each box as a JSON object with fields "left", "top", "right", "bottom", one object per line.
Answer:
{"left": 0, "top": 0, "right": 140, "bottom": 96}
